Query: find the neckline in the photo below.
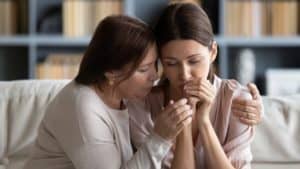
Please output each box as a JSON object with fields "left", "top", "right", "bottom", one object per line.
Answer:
{"left": 85, "top": 84, "right": 128, "bottom": 114}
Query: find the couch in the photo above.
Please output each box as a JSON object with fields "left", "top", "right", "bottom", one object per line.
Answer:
{"left": 0, "top": 80, "right": 299, "bottom": 169}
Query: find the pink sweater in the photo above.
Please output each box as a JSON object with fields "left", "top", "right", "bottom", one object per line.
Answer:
{"left": 128, "top": 76, "right": 254, "bottom": 169}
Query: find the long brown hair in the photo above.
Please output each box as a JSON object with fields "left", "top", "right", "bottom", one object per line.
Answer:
{"left": 75, "top": 15, "right": 156, "bottom": 86}
{"left": 155, "top": 2, "right": 215, "bottom": 84}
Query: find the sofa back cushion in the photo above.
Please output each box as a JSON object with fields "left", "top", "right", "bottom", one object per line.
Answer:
{"left": 252, "top": 95, "right": 300, "bottom": 162}
{"left": 0, "top": 80, "right": 69, "bottom": 169}
{"left": 0, "top": 80, "right": 299, "bottom": 168}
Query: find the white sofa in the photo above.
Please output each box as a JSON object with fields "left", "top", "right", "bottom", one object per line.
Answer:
{"left": 0, "top": 80, "right": 299, "bottom": 169}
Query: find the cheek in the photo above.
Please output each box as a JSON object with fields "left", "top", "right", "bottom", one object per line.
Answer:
{"left": 121, "top": 74, "right": 147, "bottom": 94}
{"left": 191, "top": 62, "right": 211, "bottom": 79}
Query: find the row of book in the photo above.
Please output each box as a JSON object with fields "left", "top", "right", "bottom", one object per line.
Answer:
{"left": 0, "top": 0, "right": 17, "bottom": 35}
{"left": 63, "top": 0, "right": 123, "bottom": 37}
{"left": 225, "top": 0, "right": 298, "bottom": 37}
{"left": 36, "top": 53, "right": 82, "bottom": 79}
{"left": 0, "top": 0, "right": 28, "bottom": 35}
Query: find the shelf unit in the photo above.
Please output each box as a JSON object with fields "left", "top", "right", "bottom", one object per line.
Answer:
{"left": 0, "top": 0, "right": 300, "bottom": 94}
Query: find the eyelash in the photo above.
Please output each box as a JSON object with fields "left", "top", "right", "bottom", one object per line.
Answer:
{"left": 137, "top": 63, "right": 156, "bottom": 73}
{"left": 166, "top": 62, "right": 177, "bottom": 66}
{"left": 138, "top": 67, "right": 149, "bottom": 72}
{"left": 188, "top": 60, "right": 200, "bottom": 64}
{"left": 165, "top": 60, "right": 200, "bottom": 66}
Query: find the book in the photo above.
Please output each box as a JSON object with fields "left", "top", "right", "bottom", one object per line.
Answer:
{"left": 36, "top": 53, "right": 83, "bottom": 79}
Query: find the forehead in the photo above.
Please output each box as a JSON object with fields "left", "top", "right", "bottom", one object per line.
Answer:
{"left": 139, "top": 44, "right": 157, "bottom": 65}
{"left": 161, "top": 40, "right": 209, "bottom": 59}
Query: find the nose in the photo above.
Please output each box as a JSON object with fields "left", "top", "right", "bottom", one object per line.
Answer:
{"left": 149, "top": 66, "right": 159, "bottom": 82}
{"left": 179, "top": 64, "right": 191, "bottom": 82}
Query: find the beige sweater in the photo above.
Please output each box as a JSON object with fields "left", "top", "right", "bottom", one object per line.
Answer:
{"left": 24, "top": 81, "right": 171, "bottom": 169}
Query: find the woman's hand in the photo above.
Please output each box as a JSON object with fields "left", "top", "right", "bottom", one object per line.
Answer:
{"left": 232, "top": 83, "right": 263, "bottom": 125}
{"left": 154, "top": 98, "right": 193, "bottom": 141}
{"left": 184, "top": 78, "right": 216, "bottom": 124}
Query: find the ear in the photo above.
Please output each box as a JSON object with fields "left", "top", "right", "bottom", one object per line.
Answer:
{"left": 210, "top": 41, "right": 218, "bottom": 63}
{"left": 105, "top": 69, "right": 124, "bottom": 80}
{"left": 104, "top": 71, "right": 118, "bottom": 81}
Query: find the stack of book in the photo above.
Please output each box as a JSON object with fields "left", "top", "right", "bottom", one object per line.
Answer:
{"left": 0, "top": 0, "right": 17, "bottom": 35}
{"left": 36, "top": 53, "right": 83, "bottom": 79}
{"left": 63, "top": 0, "right": 123, "bottom": 37}
{"left": 225, "top": 0, "right": 298, "bottom": 37}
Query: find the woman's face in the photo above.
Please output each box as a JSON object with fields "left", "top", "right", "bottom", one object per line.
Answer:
{"left": 117, "top": 44, "right": 158, "bottom": 100}
{"left": 160, "top": 39, "right": 216, "bottom": 93}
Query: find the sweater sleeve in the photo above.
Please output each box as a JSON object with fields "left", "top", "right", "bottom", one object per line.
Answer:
{"left": 60, "top": 109, "right": 172, "bottom": 169}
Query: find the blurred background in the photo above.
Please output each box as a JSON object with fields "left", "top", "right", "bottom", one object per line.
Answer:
{"left": 0, "top": 0, "right": 300, "bottom": 95}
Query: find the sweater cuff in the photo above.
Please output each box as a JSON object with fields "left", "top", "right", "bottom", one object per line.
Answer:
{"left": 146, "top": 132, "right": 172, "bottom": 161}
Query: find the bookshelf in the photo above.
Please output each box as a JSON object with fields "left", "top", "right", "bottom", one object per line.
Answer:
{"left": 0, "top": 0, "right": 300, "bottom": 94}
{"left": 0, "top": 0, "right": 168, "bottom": 80}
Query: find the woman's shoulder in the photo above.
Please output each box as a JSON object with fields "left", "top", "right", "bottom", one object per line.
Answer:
{"left": 46, "top": 81, "right": 111, "bottom": 122}
{"left": 212, "top": 77, "right": 254, "bottom": 146}
{"left": 218, "top": 77, "right": 252, "bottom": 101}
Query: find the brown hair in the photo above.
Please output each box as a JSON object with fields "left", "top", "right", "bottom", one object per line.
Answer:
{"left": 75, "top": 15, "right": 156, "bottom": 86}
{"left": 155, "top": 2, "right": 215, "bottom": 82}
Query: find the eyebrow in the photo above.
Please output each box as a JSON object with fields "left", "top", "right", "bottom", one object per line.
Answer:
{"left": 139, "top": 60, "right": 156, "bottom": 67}
{"left": 163, "top": 53, "right": 203, "bottom": 60}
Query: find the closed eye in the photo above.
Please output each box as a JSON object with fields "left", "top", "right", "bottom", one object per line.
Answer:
{"left": 188, "top": 59, "right": 200, "bottom": 65}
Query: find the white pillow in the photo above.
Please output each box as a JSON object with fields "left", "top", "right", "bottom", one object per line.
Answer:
{"left": 252, "top": 95, "right": 300, "bottom": 162}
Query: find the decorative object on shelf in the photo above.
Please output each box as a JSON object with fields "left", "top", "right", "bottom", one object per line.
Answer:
{"left": 37, "top": 5, "right": 62, "bottom": 34}
{"left": 266, "top": 69, "right": 300, "bottom": 96}
{"left": 235, "top": 48, "right": 256, "bottom": 85}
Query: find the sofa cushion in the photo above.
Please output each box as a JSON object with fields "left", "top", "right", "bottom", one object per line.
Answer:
{"left": 0, "top": 80, "right": 69, "bottom": 169}
{"left": 252, "top": 95, "right": 300, "bottom": 162}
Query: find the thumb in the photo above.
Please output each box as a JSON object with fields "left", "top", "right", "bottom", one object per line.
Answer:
{"left": 169, "top": 100, "right": 174, "bottom": 105}
{"left": 247, "top": 83, "right": 260, "bottom": 100}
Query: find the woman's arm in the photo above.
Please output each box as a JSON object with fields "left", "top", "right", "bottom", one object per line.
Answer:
{"left": 170, "top": 124, "right": 196, "bottom": 169}
{"left": 196, "top": 83, "right": 254, "bottom": 169}
{"left": 184, "top": 78, "right": 235, "bottom": 169}
{"left": 62, "top": 112, "right": 173, "bottom": 169}
{"left": 198, "top": 119, "right": 236, "bottom": 169}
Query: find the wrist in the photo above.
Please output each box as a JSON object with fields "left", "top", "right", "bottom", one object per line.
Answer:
{"left": 198, "top": 118, "right": 211, "bottom": 131}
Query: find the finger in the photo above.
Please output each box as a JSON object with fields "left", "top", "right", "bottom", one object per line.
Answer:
{"left": 184, "top": 85, "right": 212, "bottom": 95}
{"left": 231, "top": 103, "right": 257, "bottom": 114}
{"left": 171, "top": 104, "right": 192, "bottom": 119}
{"left": 185, "top": 78, "right": 202, "bottom": 85}
{"left": 232, "top": 98, "right": 259, "bottom": 109}
{"left": 232, "top": 109, "right": 257, "bottom": 119}
{"left": 173, "top": 109, "right": 193, "bottom": 125}
{"left": 232, "top": 109, "right": 246, "bottom": 118}
{"left": 176, "top": 116, "right": 193, "bottom": 133}
{"left": 239, "top": 117, "right": 258, "bottom": 126}
{"left": 164, "top": 98, "right": 188, "bottom": 114}
{"left": 247, "top": 83, "right": 260, "bottom": 100}
{"left": 185, "top": 80, "right": 212, "bottom": 92}
{"left": 185, "top": 89, "right": 214, "bottom": 101}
